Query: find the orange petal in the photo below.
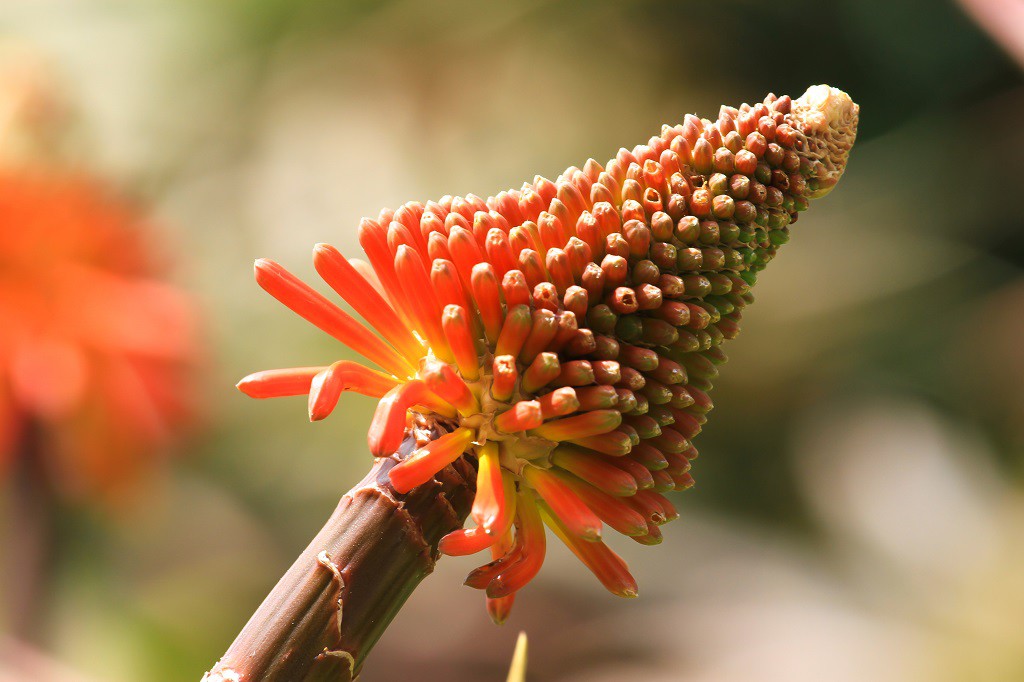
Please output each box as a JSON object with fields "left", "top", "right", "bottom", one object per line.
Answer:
{"left": 308, "top": 361, "right": 399, "bottom": 421}
{"left": 358, "top": 218, "right": 416, "bottom": 329}
{"left": 556, "top": 471, "right": 647, "bottom": 537}
{"left": 471, "top": 443, "right": 504, "bottom": 529}
{"left": 484, "top": 228, "right": 517, "bottom": 280}
{"left": 254, "top": 258, "right": 415, "bottom": 379}
{"left": 447, "top": 226, "right": 485, "bottom": 293}
{"left": 528, "top": 409, "right": 622, "bottom": 441}
{"left": 536, "top": 387, "right": 579, "bottom": 420}
{"left": 521, "top": 352, "right": 561, "bottom": 394}
{"left": 540, "top": 504, "right": 638, "bottom": 598}
{"left": 574, "top": 385, "right": 619, "bottom": 410}
{"left": 431, "top": 260, "right": 481, "bottom": 333}
{"left": 494, "top": 304, "right": 532, "bottom": 359}
{"left": 486, "top": 494, "right": 547, "bottom": 598}
{"left": 567, "top": 431, "right": 632, "bottom": 456}
{"left": 237, "top": 366, "right": 324, "bottom": 398}
{"left": 60, "top": 266, "right": 197, "bottom": 360}
{"left": 490, "top": 355, "right": 518, "bottom": 403}
{"left": 464, "top": 528, "right": 521, "bottom": 589}
{"left": 9, "top": 336, "right": 88, "bottom": 418}
{"left": 518, "top": 249, "right": 547, "bottom": 289}
{"left": 347, "top": 257, "right": 387, "bottom": 297}
{"left": 393, "top": 246, "right": 453, "bottom": 363}
{"left": 519, "top": 309, "right": 559, "bottom": 364}
{"left": 419, "top": 358, "right": 479, "bottom": 416}
{"left": 500, "top": 270, "right": 531, "bottom": 309}
{"left": 551, "top": 444, "right": 638, "bottom": 497}
{"left": 441, "top": 305, "right": 481, "bottom": 381}
{"left": 470, "top": 263, "right": 504, "bottom": 346}
{"left": 493, "top": 400, "right": 543, "bottom": 434}
{"left": 522, "top": 466, "right": 601, "bottom": 541}
{"left": 368, "top": 380, "right": 436, "bottom": 456}
{"left": 545, "top": 248, "right": 574, "bottom": 295}
{"left": 388, "top": 426, "right": 475, "bottom": 493}
{"left": 486, "top": 593, "right": 516, "bottom": 626}
{"left": 441, "top": 472, "right": 515, "bottom": 556}
{"left": 313, "top": 243, "right": 426, "bottom": 363}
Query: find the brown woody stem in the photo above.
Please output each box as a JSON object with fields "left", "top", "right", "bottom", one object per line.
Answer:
{"left": 4, "top": 422, "right": 57, "bottom": 645}
{"left": 203, "top": 432, "right": 475, "bottom": 682}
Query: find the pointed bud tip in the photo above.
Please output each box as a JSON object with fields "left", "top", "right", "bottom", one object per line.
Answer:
{"left": 487, "top": 596, "right": 516, "bottom": 627}
{"left": 796, "top": 84, "right": 858, "bottom": 129}
{"left": 791, "top": 84, "right": 859, "bottom": 198}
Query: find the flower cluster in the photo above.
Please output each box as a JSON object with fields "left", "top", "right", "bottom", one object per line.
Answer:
{"left": 0, "top": 172, "right": 198, "bottom": 501}
{"left": 240, "top": 85, "right": 858, "bottom": 622}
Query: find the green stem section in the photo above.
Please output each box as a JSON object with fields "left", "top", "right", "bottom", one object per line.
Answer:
{"left": 203, "top": 434, "right": 475, "bottom": 681}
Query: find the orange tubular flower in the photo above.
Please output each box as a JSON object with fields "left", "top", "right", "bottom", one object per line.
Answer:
{"left": 239, "top": 85, "right": 858, "bottom": 622}
{"left": 0, "top": 172, "right": 198, "bottom": 502}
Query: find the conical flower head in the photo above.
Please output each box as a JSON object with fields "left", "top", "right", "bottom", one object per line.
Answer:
{"left": 240, "top": 85, "right": 859, "bottom": 620}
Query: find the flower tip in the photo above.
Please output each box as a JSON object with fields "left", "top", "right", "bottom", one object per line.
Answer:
{"left": 312, "top": 242, "right": 336, "bottom": 259}
{"left": 791, "top": 84, "right": 859, "bottom": 198}
{"left": 234, "top": 367, "right": 322, "bottom": 399}
{"left": 252, "top": 258, "right": 284, "bottom": 288}
{"left": 487, "top": 595, "right": 516, "bottom": 627}
{"left": 235, "top": 373, "right": 268, "bottom": 398}
{"left": 307, "top": 401, "right": 329, "bottom": 422}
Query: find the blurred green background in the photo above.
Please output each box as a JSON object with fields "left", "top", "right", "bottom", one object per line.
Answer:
{"left": 1, "top": 0, "right": 1022, "bottom": 680}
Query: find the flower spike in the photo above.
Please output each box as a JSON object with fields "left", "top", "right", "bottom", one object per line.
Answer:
{"left": 240, "top": 85, "right": 858, "bottom": 621}
{"left": 0, "top": 171, "right": 199, "bottom": 504}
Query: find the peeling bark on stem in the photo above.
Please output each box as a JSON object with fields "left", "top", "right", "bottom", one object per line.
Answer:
{"left": 203, "top": 433, "right": 475, "bottom": 681}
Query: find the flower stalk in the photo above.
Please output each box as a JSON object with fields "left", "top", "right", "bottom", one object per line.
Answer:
{"left": 203, "top": 425, "right": 475, "bottom": 682}
{"left": 4, "top": 423, "right": 57, "bottom": 644}
{"left": 211, "top": 84, "right": 858, "bottom": 679}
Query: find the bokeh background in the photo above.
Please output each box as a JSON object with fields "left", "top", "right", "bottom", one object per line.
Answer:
{"left": 1, "top": 1, "right": 1022, "bottom": 680}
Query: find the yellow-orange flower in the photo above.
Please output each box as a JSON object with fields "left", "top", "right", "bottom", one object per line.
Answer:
{"left": 239, "top": 86, "right": 858, "bottom": 622}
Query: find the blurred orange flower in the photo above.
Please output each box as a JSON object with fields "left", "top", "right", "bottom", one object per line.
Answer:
{"left": 0, "top": 171, "right": 199, "bottom": 502}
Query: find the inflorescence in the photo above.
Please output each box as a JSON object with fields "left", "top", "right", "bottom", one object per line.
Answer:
{"left": 0, "top": 173, "right": 197, "bottom": 500}
{"left": 238, "top": 85, "right": 858, "bottom": 623}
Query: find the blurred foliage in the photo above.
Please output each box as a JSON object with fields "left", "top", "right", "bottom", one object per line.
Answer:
{"left": 0, "top": 0, "right": 1022, "bottom": 680}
